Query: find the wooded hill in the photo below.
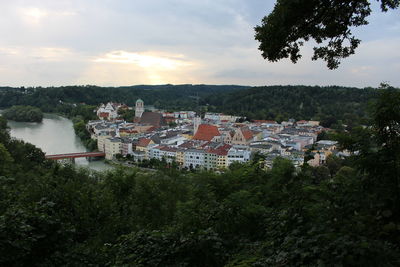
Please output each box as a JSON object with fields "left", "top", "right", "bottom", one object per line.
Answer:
{"left": 204, "top": 85, "right": 378, "bottom": 127}
{"left": 0, "top": 84, "right": 380, "bottom": 127}
{"left": 2, "top": 105, "right": 43, "bottom": 123}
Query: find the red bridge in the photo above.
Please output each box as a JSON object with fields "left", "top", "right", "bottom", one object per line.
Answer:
{"left": 46, "top": 151, "right": 105, "bottom": 160}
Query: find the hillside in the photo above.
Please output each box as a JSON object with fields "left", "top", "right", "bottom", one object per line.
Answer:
{"left": 204, "top": 85, "right": 378, "bottom": 127}
{"left": 0, "top": 84, "right": 380, "bottom": 127}
{"left": 0, "top": 84, "right": 248, "bottom": 112}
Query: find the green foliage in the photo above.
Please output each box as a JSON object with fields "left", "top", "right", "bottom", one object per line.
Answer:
{"left": 0, "top": 143, "right": 13, "bottom": 175}
{"left": 206, "top": 85, "right": 377, "bottom": 125}
{"left": 72, "top": 115, "right": 97, "bottom": 151}
{"left": 0, "top": 85, "right": 381, "bottom": 128}
{"left": 2, "top": 105, "right": 43, "bottom": 122}
{"left": 118, "top": 108, "right": 136, "bottom": 122}
{"left": 0, "top": 85, "right": 246, "bottom": 112}
{"left": 111, "top": 229, "right": 227, "bottom": 266}
{"left": 1, "top": 90, "right": 400, "bottom": 265}
{"left": 255, "top": 0, "right": 399, "bottom": 69}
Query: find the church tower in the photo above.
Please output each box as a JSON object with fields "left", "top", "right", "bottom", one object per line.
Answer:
{"left": 135, "top": 99, "right": 144, "bottom": 118}
{"left": 193, "top": 116, "right": 201, "bottom": 135}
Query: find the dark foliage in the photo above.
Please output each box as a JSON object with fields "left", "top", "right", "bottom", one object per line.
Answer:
{"left": 2, "top": 105, "right": 43, "bottom": 122}
{"left": 205, "top": 85, "right": 377, "bottom": 127}
{"left": 1, "top": 85, "right": 380, "bottom": 130}
{"left": 0, "top": 89, "right": 399, "bottom": 266}
{"left": 0, "top": 84, "right": 247, "bottom": 112}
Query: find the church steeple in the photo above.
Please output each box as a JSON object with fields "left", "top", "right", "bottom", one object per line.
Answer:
{"left": 135, "top": 99, "right": 144, "bottom": 118}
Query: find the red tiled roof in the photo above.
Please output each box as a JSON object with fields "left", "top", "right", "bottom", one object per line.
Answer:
{"left": 193, "top": 124, "right": 220, "bottom": 141}
{"left": 120, "top": 129, "right": 138, "bottom": 133}
{"left": 146, "top": 126, "right": 157, "bottom": 132}
{"left": 160, "top": 146, "right": 177, "bottom": 152}
{"left": 165, "top": 118, "right": 176, "bottom": 123}
{"left": 207, "top": 144, "right": 231, "bottom": 156}
{"left": 140, "top": 112, "right": 166, "bottom": 128}
{"left": 241, "top": 128, "right": 253, "bottom": 140}
{"left": 199, "top": 141, "right": 212, "bottom": 149}
{"left": 99, "top": 112, "right": 109, "bottom": 118}
{"left": 137, "top": 138, "right": 152, "bottom": 147}
{"left": 178, "top": 141, "right": 195, "bottom": 149}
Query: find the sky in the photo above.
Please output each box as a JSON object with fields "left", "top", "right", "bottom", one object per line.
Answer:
{"left": 0, "top": 0, "right": 399, "bottom": 88}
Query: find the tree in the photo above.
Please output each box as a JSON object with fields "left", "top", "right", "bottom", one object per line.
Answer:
{"left": 0, "top": 143, "right": 13, "bottom": 175}
{"left": 2, "top": 105, "right": 43, "bottom": 122}
{"left": 255, "top": 0, "right": 399, "bottom": 69}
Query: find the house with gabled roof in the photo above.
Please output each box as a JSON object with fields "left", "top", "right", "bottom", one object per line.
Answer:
{"left": 96, "top": 102, "right": 121, "bottom": 120}
{"left": 136, "top": 138, "right": 155, "bottom": 159}
{"left": 232, "top": 127, "right": 254, "bottom": 145}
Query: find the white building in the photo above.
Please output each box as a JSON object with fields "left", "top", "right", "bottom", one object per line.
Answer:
{"left": 97, "top": 132, "right": 113, "bottom": 152}
{"left": 184, "top": 149, "right": 205, "bottom": 169}
{"left": 104, "top": 137, "right": 122, "bottom": 160}
{"left": 160, "top": 135, "right": 187, "bottom": 146}
{"left": 149, "top": 146, "right": 177, "bottom": 163}
{"left": 227, "top": 147, "right": 251, "bottom": 165}
{"left": 96, "top": 102, "right": 119, "bottom": 120}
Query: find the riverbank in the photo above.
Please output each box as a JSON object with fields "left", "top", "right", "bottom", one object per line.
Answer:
{"left": 6, "top": 113, "right": 112, "bottom": 171}
{"left": 2, "top": 105, "right": 43, "bottom": 122}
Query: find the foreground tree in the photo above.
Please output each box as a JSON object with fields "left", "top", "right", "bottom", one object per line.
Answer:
{"left": 255, "top": 0, "right": 399, "bottom": 69}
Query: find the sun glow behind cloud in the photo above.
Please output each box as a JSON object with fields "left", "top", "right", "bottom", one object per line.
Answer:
{"left": 24, "top": 8, "right": 47, "bottom": 19}
{"left": 94, "top": 51, "right": 191, "bottom": 70}
{"left": 19, "top": 7, "right": 77, "bottom": 25}
{"left": 88, "top": 51, "right": 197, "bottom": 84}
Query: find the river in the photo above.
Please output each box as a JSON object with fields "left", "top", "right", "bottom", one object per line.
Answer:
{"left": 5, "top": 113, "right": 113, "bottom": 171}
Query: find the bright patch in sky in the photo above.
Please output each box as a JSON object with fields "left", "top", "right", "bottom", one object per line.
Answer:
{"left": 21, "top": 7, "right": 48, "bottom": 23}
{"left": 94, "top": 51, "right": 191, "bottom": 70}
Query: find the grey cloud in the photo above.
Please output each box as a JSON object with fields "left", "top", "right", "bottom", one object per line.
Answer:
{"left": 0, "top": 0, "right": 399, "bottom": 87}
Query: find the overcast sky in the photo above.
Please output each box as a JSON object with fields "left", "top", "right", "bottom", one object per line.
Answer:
{"left": 0, "top": 0, "right": 399, "bottom": 88}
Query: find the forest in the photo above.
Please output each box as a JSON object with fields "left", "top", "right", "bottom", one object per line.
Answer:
{"left": 0, "top": 85, "right": 380, "bottom": 129}
{"left": 1, "top": 105, "right": 43, "bottom": 123}
{"left": 204, "top": 85, "right": 378, "bottom": 128}
{"left": 0, "top": 84, "right": 247, "bottom": 113}
{"left": 0, "top": 88, "right": 399, "bottom": 266}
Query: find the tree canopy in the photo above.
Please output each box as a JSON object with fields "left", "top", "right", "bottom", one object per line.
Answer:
{"left": 2, "top": 105, "right": 43, "bottom": 122}
{"left": 255, "top": 0, "right": 399, "bottom": 69}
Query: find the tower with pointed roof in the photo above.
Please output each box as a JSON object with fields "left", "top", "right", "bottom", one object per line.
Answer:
{"left": 135, "top": 99, "right": 144, "bottom": 118}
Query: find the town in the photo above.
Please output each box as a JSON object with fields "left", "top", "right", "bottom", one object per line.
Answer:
{"left": 86, "top": 99, "right": 343, "bottom": 170}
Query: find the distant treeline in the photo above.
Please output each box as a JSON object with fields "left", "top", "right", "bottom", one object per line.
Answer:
{"left": 0, "top": 84, "right": 247, "bottom": 113}
{"left": 2, "top": 105, "right": 43, "bottom": 122}
{"left": 0, "top": 84, "right": 382, "bottom": 127}
{"left": 204, "top": 85, "right": 379, "bottom": 128}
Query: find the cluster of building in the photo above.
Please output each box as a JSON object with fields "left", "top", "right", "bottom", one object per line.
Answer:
{"left": 87, "top": 100, "right": 343, "bottom": 170}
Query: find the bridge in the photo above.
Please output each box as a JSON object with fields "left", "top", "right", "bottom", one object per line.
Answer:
{"left": 46, "top": 151, "right": 105, "bottom": 160}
